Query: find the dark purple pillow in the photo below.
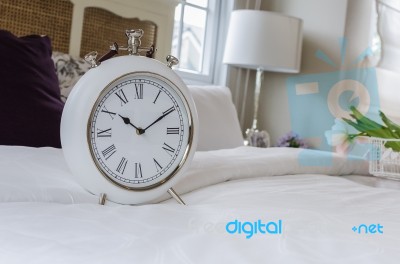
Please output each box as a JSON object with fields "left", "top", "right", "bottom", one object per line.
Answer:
{"left": 0, "top": 30, "right": 64, "bottom": 148}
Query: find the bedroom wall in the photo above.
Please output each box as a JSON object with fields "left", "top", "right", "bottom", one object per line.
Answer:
{"left": 254, "top": 0, "right": 388, "bottom": 149}
{"left": 252, "top": 0, "right": 349, "bottom": 148}
{"left": 227, "top": 0, "right": 400, "bottom": 147}
{"left": 224, "top": 0, "right": 344, "bottom": 135}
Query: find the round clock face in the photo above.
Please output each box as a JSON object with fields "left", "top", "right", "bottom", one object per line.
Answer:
{"left": 88, "top": 72, "right": 192, "bottom": 190}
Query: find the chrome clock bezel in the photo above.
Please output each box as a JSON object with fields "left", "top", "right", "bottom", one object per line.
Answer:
{"left": 87, "top": 71, "right": 194, "bottom": 191}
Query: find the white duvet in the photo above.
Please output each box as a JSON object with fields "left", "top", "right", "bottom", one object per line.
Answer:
{"left": 1, "top": 146, "right": 400, "bottom": 264}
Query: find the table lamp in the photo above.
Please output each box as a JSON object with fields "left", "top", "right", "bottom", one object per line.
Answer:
{"left": 223, "top": 9, "right": 303, "bottom": 147}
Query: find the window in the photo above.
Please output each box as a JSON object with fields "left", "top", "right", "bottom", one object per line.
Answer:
{"left": 171, "top": 0, "right": 220, "bottom": 84}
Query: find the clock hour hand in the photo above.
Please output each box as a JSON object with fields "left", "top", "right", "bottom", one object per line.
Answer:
{"left": 142, "top": 107, "right": 175, "bottom": 133}
{"left": 118, "top": 114, "right": 144, "bottom": 135}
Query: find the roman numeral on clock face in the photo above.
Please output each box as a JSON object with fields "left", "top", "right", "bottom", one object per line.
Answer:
{"left": 115, "top": 89, "right": 128, "bottom": 105}
{"left": 167, "top": 127, "right": 179, "bottom": 135}
{"left": 102, "top": 144, "right": 116, "bottom": 160}
{"left": 101, "top": 106, "right": 116, "bottom": 120}
{"left": 96, "top": 128, "right": 112, "bottom": 138}
{"left": 162, "top": 143, "right": 175, "bottom": 156}
{"left": 153, "top": 158, "right": 163, "bottom": 172}
{"left": 134, "top": 84, "right": 143, "bottom": 99}
{"left": 116, "top": 157, "right": 128, "bottom": 174}
{"left": 153, "top": 90, "right": 161, "bottom": 104}
{"left": 135, "top": 162, "right": 143, "bottom": 178}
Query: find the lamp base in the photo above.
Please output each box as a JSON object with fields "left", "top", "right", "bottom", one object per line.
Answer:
{"left": 245, "top": 128, "right": 270, "bottom": 148}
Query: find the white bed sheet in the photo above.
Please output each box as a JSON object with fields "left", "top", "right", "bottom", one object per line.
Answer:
{"left": 1, "top": 146, "right": 400, "bottom": 263}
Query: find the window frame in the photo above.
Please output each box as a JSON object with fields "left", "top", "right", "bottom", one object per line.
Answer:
{"left": 172, "top": 0, "right": 221, "bottom": 84}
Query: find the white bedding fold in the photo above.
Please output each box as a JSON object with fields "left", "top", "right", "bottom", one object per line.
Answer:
{"left": 157, "top": 147, "right": 369, "bottom": 202}
{"left": 0, "top": 146, "right": 368, "bottom": 204}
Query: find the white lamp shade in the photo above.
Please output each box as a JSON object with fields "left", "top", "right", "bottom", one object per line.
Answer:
{"left": 223, "top": 10, "right": 303, "bottom": 73}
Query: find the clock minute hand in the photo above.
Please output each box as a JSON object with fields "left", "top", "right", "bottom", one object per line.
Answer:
{"left": 118, "top": 114, "right": 144, "bottom": 134}
{"left": 142, "top": 107, "right": 175, "bottom": 133}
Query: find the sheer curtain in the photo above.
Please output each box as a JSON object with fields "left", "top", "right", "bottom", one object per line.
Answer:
{"left": 374, "top": 0, "right": 400, "bottom": 123}
{"left": 376, "top": 0, "right": 400, "bottom": 73}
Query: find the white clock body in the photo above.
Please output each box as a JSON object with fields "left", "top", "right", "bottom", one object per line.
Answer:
{"left": 61, "top": 55, "right": 198, "bottom": 204}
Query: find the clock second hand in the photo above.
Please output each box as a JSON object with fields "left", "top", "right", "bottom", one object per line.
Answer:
{"left": 118, "top": 114, "right": 144, "bottom": 135}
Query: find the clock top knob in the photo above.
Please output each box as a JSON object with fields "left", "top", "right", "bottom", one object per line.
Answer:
{"left": 166, "top": 55, "right": 179, "bottom": 68}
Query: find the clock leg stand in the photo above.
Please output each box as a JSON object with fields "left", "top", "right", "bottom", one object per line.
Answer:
{"left": 98, "top": 191, "right": 185, "bottom": 205}
{"left": 168, "top": 188, "right": 186, "bottom": 205}
{"left": 99, "top": 193, "right": 107, "bottom": 205}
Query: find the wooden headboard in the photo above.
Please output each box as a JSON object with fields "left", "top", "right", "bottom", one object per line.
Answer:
{"left": 0, "top": 0, "right": 177, "bottom": 61}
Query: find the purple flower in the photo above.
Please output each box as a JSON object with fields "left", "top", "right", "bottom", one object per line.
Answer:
{"left": 276, "top": 131, "right": 308, "bottom": 148}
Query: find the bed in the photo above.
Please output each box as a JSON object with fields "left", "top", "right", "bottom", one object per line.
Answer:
{"left": 1, "top": 0, "right": 400, "bottom": 263}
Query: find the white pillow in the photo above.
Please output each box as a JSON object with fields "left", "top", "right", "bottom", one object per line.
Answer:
{"left": 188, "top": 85, "right": 243, "bottom": 151}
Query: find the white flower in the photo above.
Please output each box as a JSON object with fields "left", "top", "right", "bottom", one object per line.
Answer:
{"left": 325, "top": 119, "right": 355, "bottom": 154}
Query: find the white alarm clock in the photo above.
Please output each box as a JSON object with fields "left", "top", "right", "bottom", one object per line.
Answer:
{"left": 61, "top": 29, "right": 198, "bottom": 205}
